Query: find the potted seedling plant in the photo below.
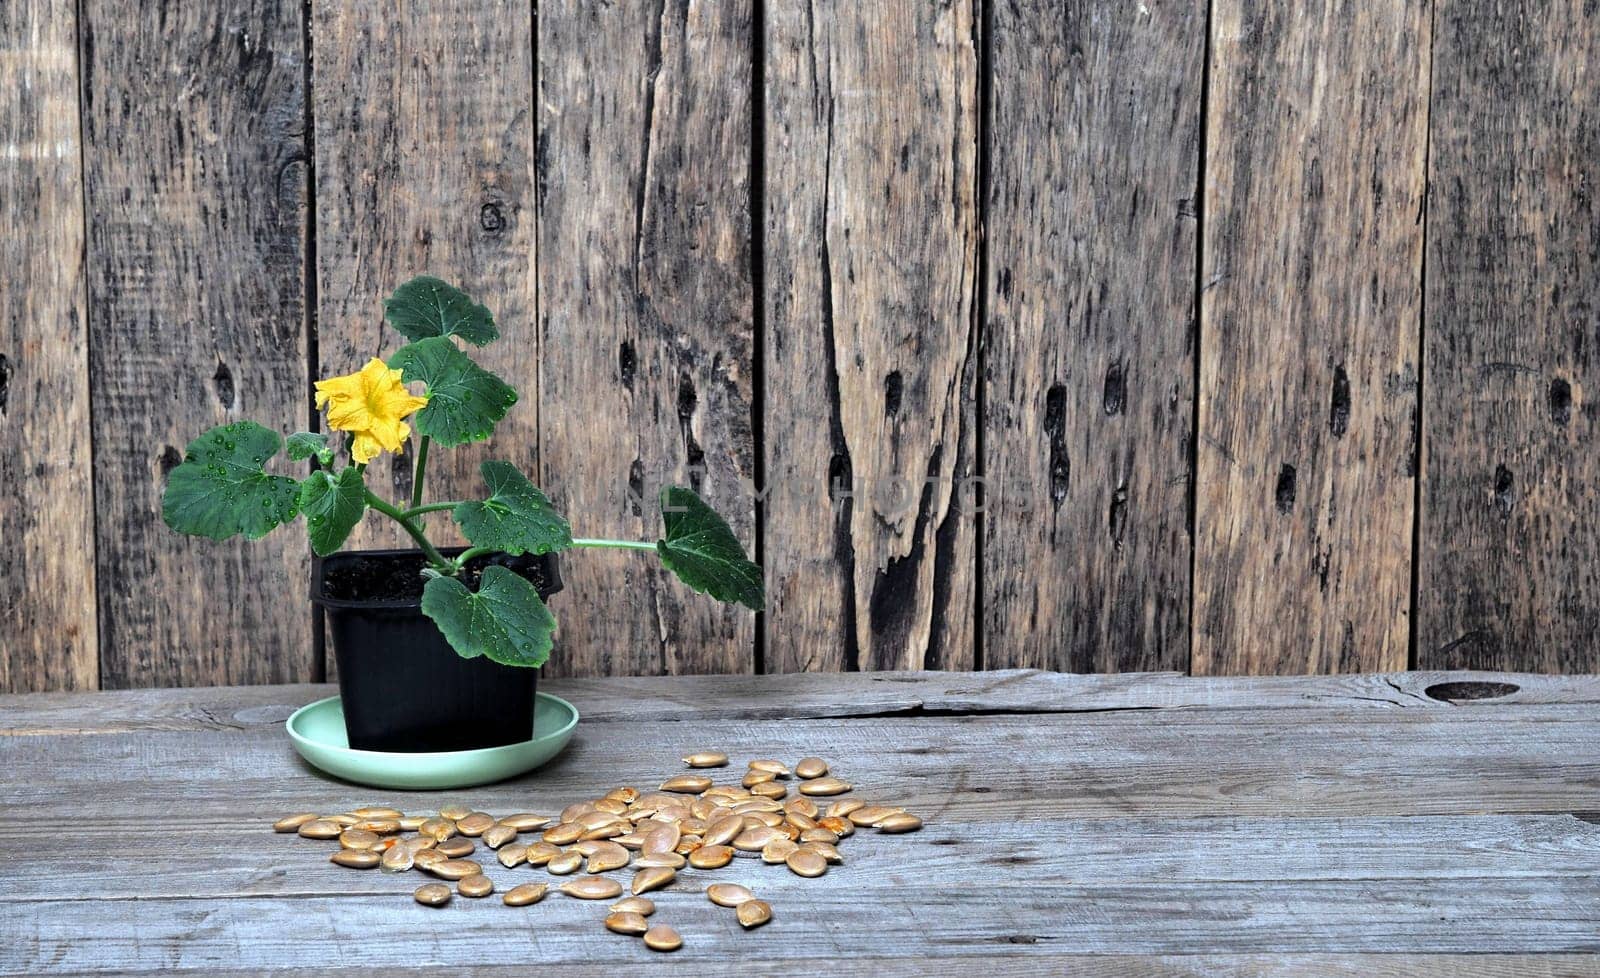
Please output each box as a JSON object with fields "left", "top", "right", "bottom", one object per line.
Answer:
{"left": 162, "top": 276, "right": 761, "bottom": 753}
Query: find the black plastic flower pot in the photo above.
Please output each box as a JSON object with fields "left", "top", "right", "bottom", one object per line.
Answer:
{"left": 311, "top": 547, "right": 562, "bottom": 753}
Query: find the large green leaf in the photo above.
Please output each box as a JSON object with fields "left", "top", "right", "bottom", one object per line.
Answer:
{"left": 453, "top": 461, "right": 573, "bottom": 556}
{"left": 384, "top": 276, "right": 499, "bottom": 346}
{"left": 161, "top": 422, "right": 301, "bottom": 542}
{"left": 298, "top": 466, "right": 366, "bottom": 556}
{"left": 422, "top": 566, "right": 556, "bottom": 668}
{"left": 655, "top": 486, "right": 763, "bottom": 610}
{"left": 387, "top": 337, "right": 517, "bottom": 446}
{"left": 285, "top": 431, "right": 333, "bottom": 465}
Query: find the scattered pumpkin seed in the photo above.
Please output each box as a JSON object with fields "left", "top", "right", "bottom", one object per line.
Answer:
{"left": 561, "top": 876, "right": 624, "bottom": 900}
{"left": 380, "top": 845, "right": 415, "bottom": 872}
{"left": 413, "top": 882, "right": 452, "bottom": 907}
{"left": 632, "top": 866, "right": 676, "bottom": 895}
{"left": 546, "top": 851, "right": 583, "bottom": 875}
{"left": 273, "top": 813, "right": 318, "bottom": 833}
{"left": 707, "top": 882, "right": 755, "bottom": 907}
{"left": 761, "top": 838, "right": 799, "bottom": 864}
{"left": 660, "top": 774, "right": 713, "bottom": 794}
{"left": 439, "top": 804, "right": 473, "bottom": 821}
{"left": 482, "top": 824, "right": 518, "bottom": 849}
{"left": 798, "top": 777, "right": 852, "bottom": 797}
{"left": 330, "top": 849, "right": 379, "bottom": 869}
{"left": 736, "top": 899, "right": 772, "bottom": 929}
{"left": 499, "top": 813, "right": 552, "bottom": 831}
{"left": 338, "top": 828, "right": 381, "bottom": 850}
{"left": 785, "top": 848, "right": 827, "bottom": 878}
{"left": 503, "top": 882, "right": 548, "bottom": 907}
{"left": 456, "top": 812, "right": 495, "bottom": 837}
{"left": 605, "top": 910, "right": 650, "bottom": 935}
{"left": 643, "top": 924, "right": 683, "bottom": 952}
{"left": 794, "top": 757, "right": 829, "bottom": 779}
{"left": 877, "top": 812, "right": 923, "bottom": 834}
{"left": 612, "top": 896, "right": 655, "bottom": 916}
{"left": 688, "top": 844, "right": 735, "bottom": 869}
{"left": 297, "top": 819, "right": 341, "bottom": 840}
{"left": 748, "top": 760, "right": 791, "bottom": 778}
{"left": 435, "top": 837, "right": 475, "bottom": 859}
{"left": 429, "top": 859, "right": 484, "bottom": 881}
{"left": 458, "top": 874, "right": 494, "bottom": 898}
{"left": 683, "top": 751, "right": 729, "bottom": 768}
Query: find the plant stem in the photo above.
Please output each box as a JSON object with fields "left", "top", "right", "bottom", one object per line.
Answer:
{"left": 364, "top": 488, "right": 453, "bottom": 571}
{"left": 570, "top": 537, "right": 659, "bottom": 552}
{"left": 399, "top": 501, "right": 459, "bottom": 520}
{"left": 410, "top": 436, "right": 431, "bottom": 509}
{"left": 451, "top": 546, "right": 497, "bottom": 572}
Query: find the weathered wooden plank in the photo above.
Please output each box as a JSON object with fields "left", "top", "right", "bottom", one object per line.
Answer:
{"left": 1418, "top": 0, "right": 1600, "bottom": 672}
{"left": 982, "top": 0, "right": 1201, "bottom": 672}
{"left": 9, "top": 814, "right": 1600, "bottom": 900}
{"left": 537, "top": 0, "right": 755, "bottom": 677}
{"left": 5, "top": 670, "right": 1596, "bottom": 735}
{"left": 312, "top": 0, "right": 537, "bottom": 548}
{"left": 0, "top": 0, "right": 98, "bottom": 692}
{"left": 763, "top": 0, "right": 980, "bottom": 671}
{"left": 81, "top": 0, "right": 312, "bottom": 687}
{"left": 5, "top": 876, "right": 1598, "bottom": 973}
{"left": 38, "top": 957, "right": 1600, "bottom": 978}
{"left": 7, "top": 708, "right": 1600, "bottom": 818}
{"left": 1192, "top": 0, "right": 1431, "bottom": 674}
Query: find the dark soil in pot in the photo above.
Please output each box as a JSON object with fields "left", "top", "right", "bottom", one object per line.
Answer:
{"left": 312, "top": 547, "right": 562, "bottom": 753}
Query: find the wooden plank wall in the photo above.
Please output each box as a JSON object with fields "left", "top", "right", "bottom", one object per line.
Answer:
{"left": 2, "top": 0, "right": 1598, "bottom": 690}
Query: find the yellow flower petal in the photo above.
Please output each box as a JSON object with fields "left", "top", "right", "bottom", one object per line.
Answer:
{"left": 314, "top": 358, "right": 429, "bottom": 463}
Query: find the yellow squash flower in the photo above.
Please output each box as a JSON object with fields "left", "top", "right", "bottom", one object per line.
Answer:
{"left": 314, "top": 359, "right": 430, "bottom": 464}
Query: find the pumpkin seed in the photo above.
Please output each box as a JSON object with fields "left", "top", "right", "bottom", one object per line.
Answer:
{"left": 605, "top": 787, "right": 640, "bottom": 804}
{"left": 801, "top": 840, "right": 842, "bottom": 863}
{"left": 497, "top": 843, "right": 530, "bottom": 868}
{"left": 785, "top": 848, "right": 827, "bottom": 878}
{"left": 848, "top": 805, "right": 903, "bottom": 827}
{"left": 297, "top": 819, "right": 341, "bottom": 840}
{"left": 458, "top": 874, "right": 494, "bottom": 898}
{"left": 429, "top": 859, "right": 484, "bottom": 881}
{"left": 503, "top": 882, "right": 548, "bottom": 907}
{"left": 660, "top": 774, "right": 713, "bottom": 794}
{"left": 632, "top": 866, "right": 676, "bottom": 895}
{"left": 800, "top": 827, "right": 840, "bottom": 845}
{"left": 817, "top": 815, "right": 855, "bottom": 837}
{"left": 682, "top": 751, "right": 729, "bottom": 768}
{"left": 593, "top": 797, "right": 628, "bottom": 815}
{"left": 561, "top": 876, "right": 624, "bottom": 900}
{"left": 380, "top": 845, "right": 415, "bottom": 872}
{"left": 784, "top": 797, "right": 819, "bottom": 819}
{"left": 456, "top": 812, "right": 495, "bottom": 837}
{"left": 702, "top": 814, "right": 743, "bottom": 848}
{"left": 748, "top": 759, "right": 791, "bottom": 778}
{"left": 736, "top": 899, "right": 772, "bottom": 929}
{"left": 643, "top": 925, "right": 683, "bottom": 952}
{"left": 688, "top": 844, "right": 735, "bottom": 870}
{"left": 414, "top": 882, "right": 452, "bottom": 907}
{"left": 524, "top": 842, "right": 562, "bottom": 867}
{"left": 580, "top": 822, "right": 627, "bottom": 841}
{"left": 398, "top": 836, "right": 436, "bottom": 854}
{"left": 435, "top": 837, "right": 475, "bottom": 859}
{"left": 877, "top": 812, "right": 923, "bottom": 833}
{"left": 420, "top": 817, "right": 457, "bottom": 842}
{"left": 338, "top": 828, "right": 381, "bottom": 850}
{"left": 482, "top": 824, "right": 518, "bottom": 849}
{"left": 326, "top": 814, "right": 359, "bottom": 826}
{"left": 794, "top": 757, "right": 829, "bottom": 780}
{"left": 413, "top": 849, "right": 447, "bottom": 869}
{"left": 761, "top": 838, "right": 798, "bottom": 864}
{"left": 354, "top": 819, "right": 402, "bottom": 835}
{"left": 826, "top": 799, "right": 865, "bottom": 818}
{"left": 706, "top": 882, "right": 754, "bottom": 907}
{"left": 612, "top": 896, "right": 656, "bottom": 915}
{"left": 350, "top": 806, "right": 404, "bottom": 819}
{"left": 732, "top": 826, "right": 781, "bottom": 851}
{"left": 399, "top": 816, "right": 427, "bottom": 831}
{"left": 742, "top": 769, "right": 777, "bottom": 788}
{"left": 439, "top": 804, "right": 473, "bottom": 821}
{"left": 542, "top": 822, "right": 584, "bottom": 845}
{"left": 605, "top": 911, "right": 650, "bottom": 935}
{"left": 546, "top": 851, "right": 582, "bottom": 875}
{"left": 329, "top": 849, "right": 379, "bottom": 869}
{"left": 499, "top": 813, "right": 552, "bottom": 831}
{"left": 587, "top": 842, "right": 631, "bottom": 874}
{"left": 273, "top": 813, "right": 318, "bottom": 833}
{"left": 798, "top": 777, "right": 852, "bottom": 797}
{"left": 750, "top": 781, "right": 788, "bottom": 800}
{"left": 785, "top": 811, "right": 818, "bottom": 831}
{"left": 643, "top": 823, "right": 682, "bottom": 855}
{"left": 633, "top": 852, "right": 686, "bottom": 869}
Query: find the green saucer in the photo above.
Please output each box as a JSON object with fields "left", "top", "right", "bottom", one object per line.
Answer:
{"left": 286, "top": 692, "right": 578, "bottom": 790}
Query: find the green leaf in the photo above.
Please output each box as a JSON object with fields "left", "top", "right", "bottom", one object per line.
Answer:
{"left": 384, "top": 276, "right": 499, "bottom": 346}
{"left": 161, "top": 422, "right": 301, "bottom": 542}
{"left": 453, "top": 461, "right": 573, "bottom": 556}
{"left": 298, "top": 466, "right": 367, "bottom": 557}
{"left": 388, "top": 337, "right": 518, "bottom": 446}
{"left": 286, "top": 431, "right": 333, "bottom": 465}
{"left": 422, "top": 566, "right": 556, "bottom": 668}
{"left": 655, "top": 486, "right": 763, "bottom": 611}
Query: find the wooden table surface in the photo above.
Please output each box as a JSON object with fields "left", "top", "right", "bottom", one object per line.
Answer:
{"left": 4, "top": 669, "right": 1600, "bottom": 976}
